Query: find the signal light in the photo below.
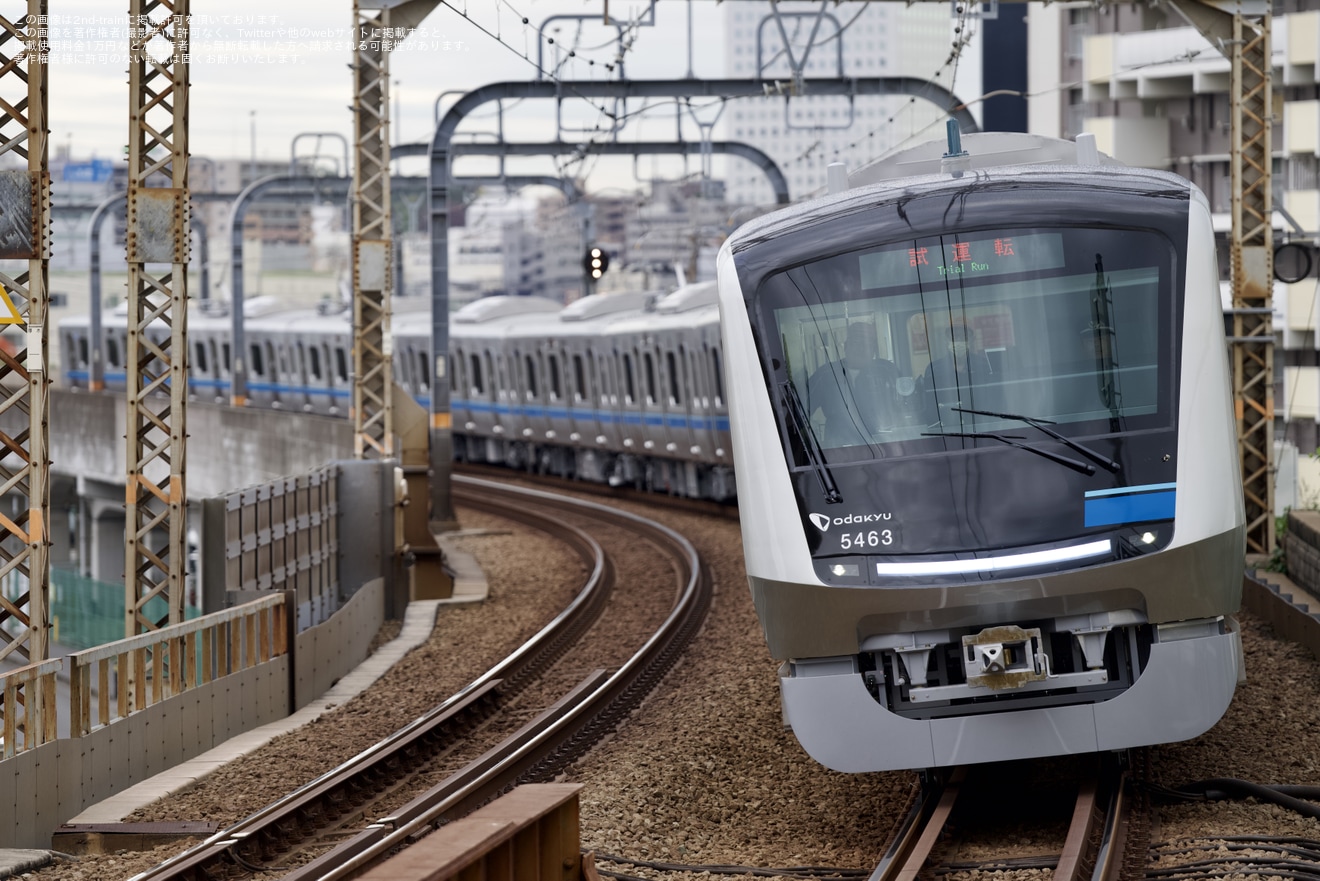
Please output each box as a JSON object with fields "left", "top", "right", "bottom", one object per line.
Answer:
{"left": 582, "top": 245, "right": 610, "bottom": 281}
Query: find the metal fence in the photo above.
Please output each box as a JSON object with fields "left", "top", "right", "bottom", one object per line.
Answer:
{"left": 222, "top": 466, "right": 339, "bottom": 631}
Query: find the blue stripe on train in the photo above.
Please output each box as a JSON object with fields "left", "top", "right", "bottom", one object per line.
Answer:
{"left": 63, "top": 374, "right": 728, "bottom": 433}
{"left": 1083, "top": 490, "right": 1176, "bottom": 527}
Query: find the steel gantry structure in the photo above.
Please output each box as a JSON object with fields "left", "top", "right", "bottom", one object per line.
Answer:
{"left": 0, "top": 2, "right": 50, "bottom": 668}
{"left": 426, "top": 75, "right": 978, "bottom": 528}
{"left": 125, "top": 0, "right": 190, "bottom": 633}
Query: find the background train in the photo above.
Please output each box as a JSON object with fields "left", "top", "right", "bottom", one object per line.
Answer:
{"left": 717, "top": 131, "right": 1247, "bottom": 771}
{"left": 58, "top": 281, "right": 735, "bottom": 502}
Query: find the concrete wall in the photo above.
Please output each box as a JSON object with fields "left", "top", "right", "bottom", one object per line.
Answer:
{"left": 46, "top": 389, "right": 353, "bottom": 497}
{"left": 294, "top": 577, "right": 384, "bottom": 709}
{"left": 0, "top": 578, "right": 385, "bottom": 850}
{"left": 0, "top": 659, "right": 287, "bottom": 849}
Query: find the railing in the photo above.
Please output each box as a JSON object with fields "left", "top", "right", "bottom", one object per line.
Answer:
{"left": 1, "top": 657, "right": 62, "bottom": 758}
{"left": 0, "top": 594, "right": 289, "bottom": 754}
{"left": 69, "top": 594, "right": 287, "bottom": 737}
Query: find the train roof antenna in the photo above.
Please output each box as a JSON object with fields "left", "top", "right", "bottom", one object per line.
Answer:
{"left": 941, "top": 119, "right": 971, "bottom": 178}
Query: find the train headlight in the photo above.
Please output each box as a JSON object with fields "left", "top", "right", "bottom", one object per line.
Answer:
{"left": 1140, "top": 531, "right": 1157, "bottom": 545}
{"left": 830, "top": 563, "right": 859, "bottom": 577}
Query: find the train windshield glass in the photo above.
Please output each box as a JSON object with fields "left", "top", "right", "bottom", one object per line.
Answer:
{"left": 765, "top": 226, "right": 1174, "bottom": 465}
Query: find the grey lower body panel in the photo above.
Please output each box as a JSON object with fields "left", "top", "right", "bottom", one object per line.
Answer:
{"left": 780, "top": 626, "right": 1242, "bottom": 772}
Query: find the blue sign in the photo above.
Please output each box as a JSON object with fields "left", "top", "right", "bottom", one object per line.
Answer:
{"left": 61, "top": 159, "right": 115, "bottom": 183}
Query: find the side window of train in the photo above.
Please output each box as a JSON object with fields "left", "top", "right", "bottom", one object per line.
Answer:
{"left": 210, "top": 341, "right": 221, "bottom": 377}
{"left": 470, "top": 353, "right": 483, "bottom": 394}
{"left": 78, "top": 336, "right": 89, "bottom": 368}
{"left": 622, "top": 353, "right": 636, "bottom": 405}
{"left": 523, "top": 353, "right": 537, "bottom": 400}
{"left": 106, "top": 336, "right": 120, "bottom": 368}
{"left": 250, "top": 344, "right": 264, "bottom": 377}
{"left": 548, "top": 353, "right": 562, "bottom": 400}
{"left": 710, "top": 346, "right": 725, "bottom": 407}
{"left": 194, "top": 341, "right": 208, "bottom": 374}
{"left": 573, "top": 354, "right": 586, "bottom": 403}
{"left": 308, "top": 345, "right": 322, "bottom": 381}
{"left": 667, "top": 349, "right": 682, "bottom": 406}
{"left": 222, "top": 343, "right": 231, "bottom": 374}
{"left": 643, "top": 351, "right": 657, "bottom": 405}
{"left": 335, "top": 347, "right": 349, "bottom": 382}
{"left": 689, "top": 348, "right": 704, "bottom": 408}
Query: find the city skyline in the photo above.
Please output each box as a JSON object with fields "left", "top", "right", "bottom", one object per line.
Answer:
{"left": 43, "top": 0, "right": 983, "bottom": 197}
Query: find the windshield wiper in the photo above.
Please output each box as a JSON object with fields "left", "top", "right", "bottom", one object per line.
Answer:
{"left": 781, "top": 380, "right": 842, "bottom": 504}
{"left": 949, "top": 406, "right": 1121, "bottom": 473}
{"left": 923, "top": 430, "right": 1096, "bottom": 476}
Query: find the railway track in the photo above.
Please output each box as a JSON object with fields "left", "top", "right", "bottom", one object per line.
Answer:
{"left": 873, "top": 751, "right": 1150, "bottom": 881}
{"left": 127, "top": 476, "right": 711, "bottom": 881}
{"left": 453, "top": 460, "right": 740, "bottom": 521}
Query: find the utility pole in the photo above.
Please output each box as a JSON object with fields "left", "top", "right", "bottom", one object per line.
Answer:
{"left": 350, "top": 1, "right": 438, "bottom": 460}
{"left": 125, "top": 0, "right": 190, "bottom": 632}
{"left": 0, "top": 3, "right": 51, "bottom": 666}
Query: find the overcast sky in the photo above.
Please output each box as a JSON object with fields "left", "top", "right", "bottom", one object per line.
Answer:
{"left": 43, "top": 1, "right": 975, "bottom": 192}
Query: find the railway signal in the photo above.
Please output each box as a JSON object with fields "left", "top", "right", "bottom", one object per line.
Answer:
{"left": 583, "top": 245, "right": 611, "bottom": 281}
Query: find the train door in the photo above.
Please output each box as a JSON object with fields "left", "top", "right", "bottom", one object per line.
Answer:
{"left": 587, "top": 346, "right": 616, "bottom": 451}
{"left": 191, "top": 338, "right": 209, "bottom": 402}
{"left": 302, "top": 337, "right": 330, "bottom": 413}
{"left": 707, "top": 338, "right": 731, "bottom": 459}
{"left": 288, "top": 340, "right": 311, "bottom": 411}
{"left": 525, "top": 349, "right": 550, "bottom": 440}
{"left": 619, "top": 345, "right": 641, "bottom": 452}
{"left": 545, "top": 346, "right": 570, "bottom": 444}
{"left": 568, "top": 347, "right": 597, "bottom": 445}
{"left": 208, "top": 339, "right": 225, "bottom": 401}
{"left": 683, "top": 341, "right": 705, "bottom": 458}
{"left": 417, "top": 345, "right": 434, "bottom": 409}
{"left": 665, "top": 341, "right": 697, "bottom": 458}
{"left": 640, "top": 345, "right": 664, "bottom": 456}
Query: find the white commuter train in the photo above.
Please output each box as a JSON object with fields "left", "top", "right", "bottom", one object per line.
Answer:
{"left": 716, "top": 132, "right": 1246, "bottom": 771}
{"left": 59, "top": 282, "right": 735, "bottom": 502}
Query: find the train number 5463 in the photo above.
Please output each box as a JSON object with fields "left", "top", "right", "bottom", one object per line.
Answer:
{"left": 840, "top": 530, "right": 893, "bottom": 550}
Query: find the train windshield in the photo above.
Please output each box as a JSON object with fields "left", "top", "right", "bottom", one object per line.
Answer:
{"left": 765, "top": 226, "right": 1175, "bottom": 466}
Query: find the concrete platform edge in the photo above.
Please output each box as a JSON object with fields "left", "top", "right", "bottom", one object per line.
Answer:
{"left": 0, "top": 848, "right": 53, "bottom": 879}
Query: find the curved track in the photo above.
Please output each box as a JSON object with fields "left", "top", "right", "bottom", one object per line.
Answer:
{"left": 128, "top": 476, "right": 711, "bottom": 881}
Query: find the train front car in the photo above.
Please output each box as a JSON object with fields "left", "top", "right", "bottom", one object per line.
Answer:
{"left": 716, "top": 134, "right": 1245, "bottom": 772}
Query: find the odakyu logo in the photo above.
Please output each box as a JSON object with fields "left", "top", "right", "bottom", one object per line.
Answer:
{"left": 809, "top": 512, "right": 892, "bottom": 532}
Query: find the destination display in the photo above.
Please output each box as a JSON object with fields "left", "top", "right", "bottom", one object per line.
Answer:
{"left": 860, "top": 232, "right": 1066, "bottom": 291}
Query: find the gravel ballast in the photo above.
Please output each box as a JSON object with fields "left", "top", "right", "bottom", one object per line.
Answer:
{"left": 18, "top": 490, "right": 1320, "bottom": 880}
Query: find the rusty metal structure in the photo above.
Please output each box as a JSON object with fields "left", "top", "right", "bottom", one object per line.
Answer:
{"left": 351, "top": 0, "right": 437, "bottom": 463}
{"left": 1170, "top": 0, "right": 1274, "bottom": 554}
{"left": 351, "top": 0, "right": 395, "bottom": 459}
{"left": 0, "top": 3, "right": 51, "bottom": 669}
{"left": 125, "top": 0, "right": 190, "bottom": 633}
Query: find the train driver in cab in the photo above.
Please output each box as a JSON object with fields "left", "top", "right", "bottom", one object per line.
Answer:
{"left": 919, "top": 315, "right": 994, "bottom": 425}
{"left": 803, "top": 320, "right": 901, "bottom": 447}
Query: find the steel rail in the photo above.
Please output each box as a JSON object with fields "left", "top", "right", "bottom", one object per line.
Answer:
{"left": 283, "top": 475, "right": 711, "bottom": 881}
{"left": 128, "top": 479, "right": 616, "bottom": 881}
{"left": 870, "top": 760, "right": 1135, "bottom": 881}
{"left": 128, "top": 477, "right": 709, "bottom": 881}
